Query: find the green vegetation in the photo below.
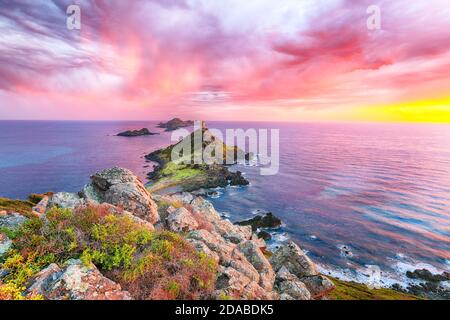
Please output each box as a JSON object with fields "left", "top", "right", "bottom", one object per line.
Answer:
{"left": 0, "top": 282, "right": 42, "bottom": 300}
{"left": 148, "top": 164, "right": 204, "bottom": 193}
{"left": 145, "top": 128, "right": 248, "bottom": 193}
{"left": 0, "top": 197, "right": 34, "bottom": 216}
{"left": 0, "top": 205, "right": 218, "bottom": 300}
{"left": 327, "top": 277, "right": 422, "bottom": 300}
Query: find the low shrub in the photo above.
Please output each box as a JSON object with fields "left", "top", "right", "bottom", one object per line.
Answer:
{"left": 117, "top": 231, "right": 218, "bottom": 300}
{"left": 1, "top": 204, "right": 218, "bottom": 300}
{"left": 0, "top": 282, "right": 43, "bottom": 300}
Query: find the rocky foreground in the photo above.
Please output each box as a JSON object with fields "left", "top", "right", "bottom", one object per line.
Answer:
{"left": 0, "top": 167, "right": 336, "bottom": 300}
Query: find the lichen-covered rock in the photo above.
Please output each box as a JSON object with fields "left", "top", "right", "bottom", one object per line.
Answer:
{"left": 82, "top": 167, "right": 159, "bottom": 224}
{"left": 237, "top": 240, "right": 275, "bottom": 290}
{"left": 279, "top": 293, "right": 295, "bottom": 300}
{"left": 186, "top": 238, "right": 220, "bottom": 263}
{"left": 190, "top": 197, "right": 251, "bottom": 243}
{"left": 242, "top": 280, "right": 277, "bottom": 300}
{"left": 274, "top": 266, "right": 311, "bottom": 300}
{"left": 0, "top": 212, "right": 27, "bottom": 229}
{"left": 187, "top": 229, "right": 235, "bottom": 260}
{"left": 250, "top": 234, "right": 267, "bottom": 249}
{"left": 187, "top": 230, "right": 260, "bottom": 284}
{"left": 80, "top": 183, "right": 104, "bottom": 203}
{"left": 26, "top": 263, "right": 62, "bottom": 296}
{"left": 269, "top": 241, "right": 317, "bottom": 278}
{"left": 166, "top": 207, "right": 199, "bottom": 232}
{"left": 216, "top": 266, "right": 252, "bottom": 297}
{"left": 300, "top": 275, "right": 335, "bottom": 299}
{"left": 48, "top": 192, "right": 85, "bottom": 210}
{"left": 228, "top": 248, "right": 260, "bottom": 283}
{"left": 216, "top": 219, "right": 252, "bottom": 244}
{"left": 0, "top": 233, "right": 12, "bottom": 257}
{"left": 168, "top": 192, "right": 194, "bottom": 205}
{"left": 215, "top": 266, "right": 272, "bottom": 300}
{"left": 45, "top": 260, "right": 132, "bottom": 300}
{"left": 190, "top": 196, "right": 223, "bottom": 222}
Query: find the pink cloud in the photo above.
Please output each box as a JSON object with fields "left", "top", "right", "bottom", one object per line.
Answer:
{"left": 0, "top": 0, "right": 449, "bottom": 120}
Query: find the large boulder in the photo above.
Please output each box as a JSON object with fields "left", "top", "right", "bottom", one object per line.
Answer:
{"left": 215, "top": 266, "right": 273, "bottom": 300}
{"left": 81, "top": 167, "right": 159, "bottom": 224}
{"left": 167, "top": 192, "right": 194, "bottom": 205}
{"left": 166, "top": 207, "right": 199, "bottom": 232}
{"left": 215, "top": 266, "right": 252, "bottom": 298}
{"left": 187, "top": 229, "right": 260, "bottom": 284}
{"left": 269, "top": 241, "right": 317, "bottom": 278}
{"left": 190, "top": 196, "right": 223, "bottom": 222}
{"left": 26, "top": 263, "right": 62, "bottom": 296}
{"left": 187, "top": 229, "right": 235, "bottom": 260}
{"left": 237, "top": 240, "right": 275, "bottom": 291}
{"left": 274, "top": 266, "right": 311, "bottom": 300}
{"left": 190, "top": 197, "right": 252, "bottom": 243}
{"left": 0, "top": 212, "right": 27, "bottom": 229}
{"left": 300, "top": 275, "right": 335, "bottom": 299}
{"left": 44, "top": 260, "right": 132, "bottom": 300}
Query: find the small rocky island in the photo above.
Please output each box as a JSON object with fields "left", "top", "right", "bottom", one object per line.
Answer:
{"left": 157, "top": 118, "right": 194, "bottom": 131}
{"left": 117, "top": 128, "right": 158, "bottom": 137}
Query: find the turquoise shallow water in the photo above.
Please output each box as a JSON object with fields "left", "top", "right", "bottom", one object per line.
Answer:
{"left": 0, "top": 120, "right": 449, "bottom": 285}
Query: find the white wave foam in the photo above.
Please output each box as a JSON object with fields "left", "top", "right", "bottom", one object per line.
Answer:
{"left": 317, "top": 264, "right": 404, "bottom": 289}
{"left": 319, "top": 256, "right": 450, "bottom": 290}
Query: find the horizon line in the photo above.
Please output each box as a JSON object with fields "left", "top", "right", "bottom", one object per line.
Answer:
{"left": 0, "top": 119, "right": 449, "bottom": 125}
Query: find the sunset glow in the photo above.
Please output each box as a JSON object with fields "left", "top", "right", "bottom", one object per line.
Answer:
{"left": 0, "top": 0, "right": 449, "bottom": 122}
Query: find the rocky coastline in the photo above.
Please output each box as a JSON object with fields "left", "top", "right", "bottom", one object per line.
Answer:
{"left": 0, "top": 130, "right": 447, "bottom": 300}
{"left": 0, "top": 167, "right": 336, "bottom": 300}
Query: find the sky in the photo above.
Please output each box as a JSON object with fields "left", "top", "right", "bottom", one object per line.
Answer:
{"left": 0, "top": 0, "right": 449, "bottom": 122}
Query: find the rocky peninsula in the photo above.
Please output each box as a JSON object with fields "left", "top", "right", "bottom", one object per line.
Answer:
{"left": 145, "top": 128, "right": 249, "bottom": 193}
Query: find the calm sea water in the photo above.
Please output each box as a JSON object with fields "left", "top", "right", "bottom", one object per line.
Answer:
{"left": 0, "top": 120, "right": 449, "bottom": 285}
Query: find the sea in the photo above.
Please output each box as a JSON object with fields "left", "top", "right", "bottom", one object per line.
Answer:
{"left": 0, "top": 120, "right": 449, "bottom": 288}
